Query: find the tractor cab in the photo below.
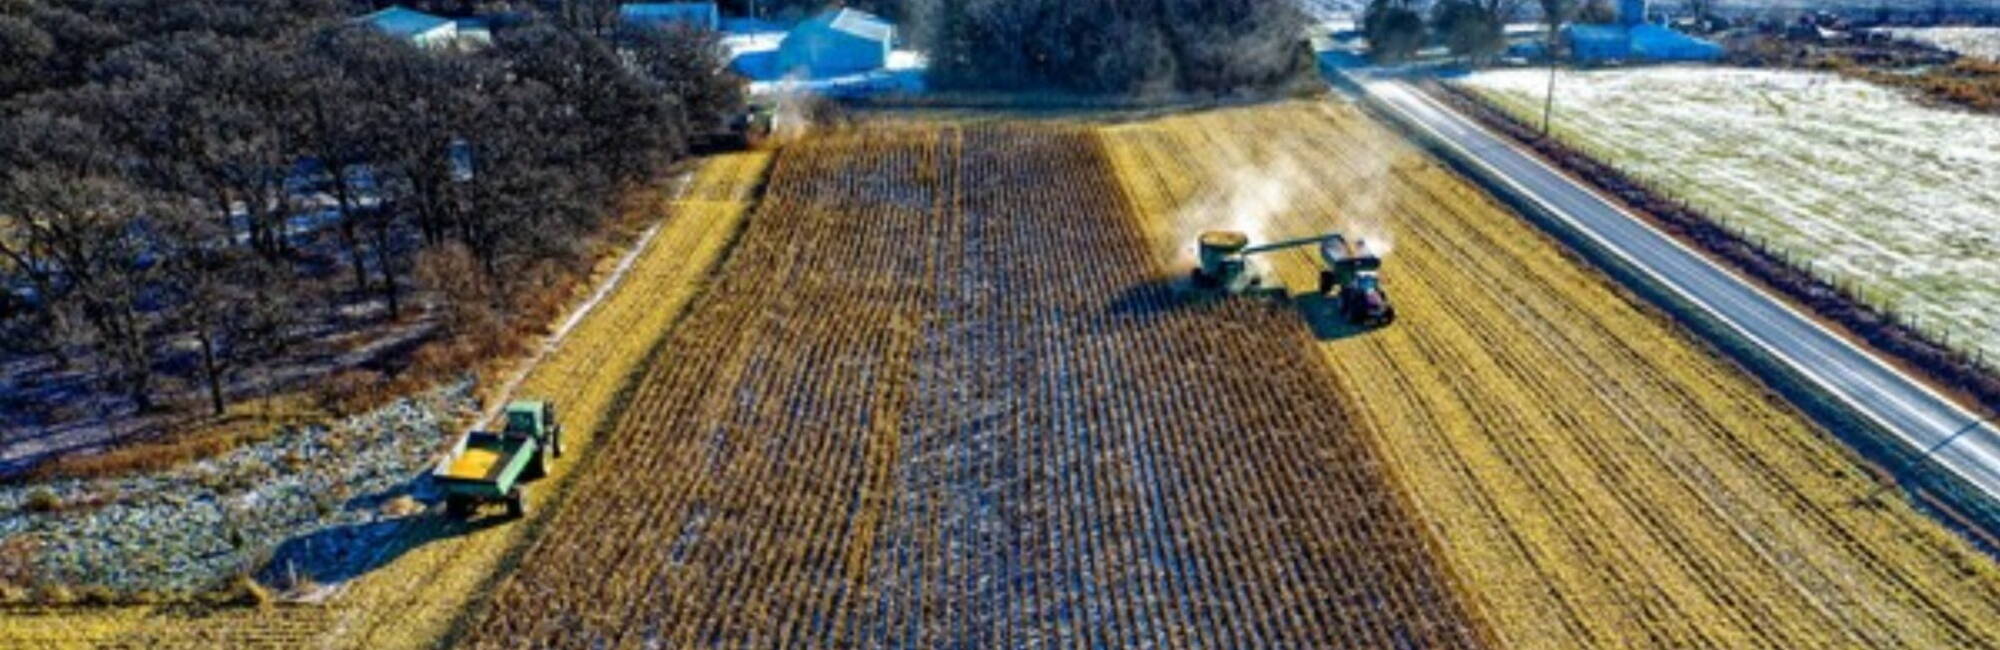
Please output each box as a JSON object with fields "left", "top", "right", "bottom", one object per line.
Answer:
{"left": 502, "top": 401, "right": 563, "bottom": 458}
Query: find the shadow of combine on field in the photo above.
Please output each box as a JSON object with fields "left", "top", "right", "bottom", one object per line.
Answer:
{"left": 1105, "top": 277, "right": 1206, "bottom": 320}
{"left": 1292, "top": 293, "right": 1374, "bottom": 342}
{"left": 258, "top": 478, "right": 512, "bottom": 591}
{"left": 1104, "top": 279, "right": 1373, "bottom": 342}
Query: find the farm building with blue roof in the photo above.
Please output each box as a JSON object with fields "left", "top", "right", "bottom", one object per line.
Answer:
{"left": 777, "top": 8, "right": 894, "bottom": 79}
{"left": 620, "top": 3, "right": 720, "bottom": 31}
{"left": 1562, "top": 0, "right": 1723, "bottom": 63}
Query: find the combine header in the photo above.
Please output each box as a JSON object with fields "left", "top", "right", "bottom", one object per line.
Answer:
{"left": 1191, "top": 229, "right": 1396, "bottom": 326}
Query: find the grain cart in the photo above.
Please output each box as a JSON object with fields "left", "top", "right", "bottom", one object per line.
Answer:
{"left": 1191, "top": 229, "right": 1396, "bottom": 326}
{"left": 434, "top": 400, "right": 563, "bottom": 518}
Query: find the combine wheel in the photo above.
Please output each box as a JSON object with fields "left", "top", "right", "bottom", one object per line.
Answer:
{"left": 507, "top": 487, "right": 528, "bottom": 519}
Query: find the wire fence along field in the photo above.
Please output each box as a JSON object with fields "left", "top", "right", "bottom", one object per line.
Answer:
{"left": 1103, "top": 100, "right": 2000, "bottom": 649}
{"left": 1884, "top": 26, "right": 2000, "bottom": 62}
{"left": 458, "top": 124, "right": 1490, "bottom": 648}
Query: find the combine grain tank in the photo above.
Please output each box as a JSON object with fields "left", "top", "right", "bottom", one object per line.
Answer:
{"left": 1317, "top": 235, "right": 1395, "bottom": 326}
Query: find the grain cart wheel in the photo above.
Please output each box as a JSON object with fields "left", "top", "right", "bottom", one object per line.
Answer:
{"left": 507, "top": 487, "right": 528, "bottom": 519}
{"left": 446, "top": 495, "right": 473, "bottom": 518}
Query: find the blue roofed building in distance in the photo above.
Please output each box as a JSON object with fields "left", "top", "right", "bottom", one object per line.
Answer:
{"left": 353, "top": 5, "right": 460, "bottom": 49}
{"left": 620, "top": 3, "right": 721, "bottom": 31}
{"left": 777, "top": 8, "right": 894, "bottom": 79}
{"left": 1562, "top": 0, "right": 1723, "bottom": 63}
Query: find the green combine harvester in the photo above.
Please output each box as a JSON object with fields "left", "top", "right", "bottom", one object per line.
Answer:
{"left": 434, "top": 400, "right": 563, "bottom": 518}
{"left": 1192, "top": 229, "right": 1396, "bottom": 326}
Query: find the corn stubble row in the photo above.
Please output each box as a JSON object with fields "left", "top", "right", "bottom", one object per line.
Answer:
{"left": 1103, "top": 101, "right": 2000, "bottom": 649}
{"left": 460, "top": 124, "right": 1489, "bottom": 648}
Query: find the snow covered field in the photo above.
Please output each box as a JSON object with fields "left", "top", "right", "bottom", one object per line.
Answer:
{"left": 1883, "top": 26, "right": 2000, "bottom": 61}
{"left": 1463, "top": 66, "right": 2000, "bottom": 358}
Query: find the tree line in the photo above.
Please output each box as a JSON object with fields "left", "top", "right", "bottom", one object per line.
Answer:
{"left": 0, "top": 0, "right": 742, "bottom": 422}
{"left": 537, "top": 0, "right": 1312, "bottom": 95}
{"left": 438, "top": 0, "right": 1314, "bottom": 96}
{"left": 1364, "top": 0, "right": 1621, "bottom": 63}
{"left": 918, "top": 0, "right": 1314, "bottom": 95}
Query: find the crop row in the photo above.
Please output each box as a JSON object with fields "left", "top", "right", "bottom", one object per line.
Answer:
{"left": 460, "top": 124, "right": 1488, "bottom": 648}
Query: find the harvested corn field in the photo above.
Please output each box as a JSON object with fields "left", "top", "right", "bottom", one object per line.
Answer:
{"left": 460, "top": 124, "right": 1489, "bottom": 648}
{"left": 1102, "top": 100, "right": 2000, "bottom": 649}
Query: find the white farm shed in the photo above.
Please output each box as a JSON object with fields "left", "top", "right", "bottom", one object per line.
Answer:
{"left": 777, "top": 8, "right": 894, "bottom": 79}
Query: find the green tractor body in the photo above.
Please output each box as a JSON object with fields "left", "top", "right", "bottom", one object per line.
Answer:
{"left": 435, "top": 400, "right": 563, "bottom": 518}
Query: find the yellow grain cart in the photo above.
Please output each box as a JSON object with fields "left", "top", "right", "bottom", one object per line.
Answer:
{"left": 434, "top": 401, "right": 563, "bottom": 518}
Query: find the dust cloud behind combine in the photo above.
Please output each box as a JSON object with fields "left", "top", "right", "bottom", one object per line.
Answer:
{"left": 1155, "top": 129, "right": 1397, "bottom": 278}
{"left": 765, "top": 73, "right": 817, "bottom": 142}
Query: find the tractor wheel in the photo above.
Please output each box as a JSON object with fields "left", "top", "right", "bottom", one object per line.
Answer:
{"left": 507, "top": 487, "right": 528, "bottom": 519}
{"left": 524, "top": 451, "right": 548, "bottom": 481}
{"left": 552, "top": 426, "right": 564, "bottom": 459}
{"left": 445, "top": 496, "right": 472, "bottom": 518}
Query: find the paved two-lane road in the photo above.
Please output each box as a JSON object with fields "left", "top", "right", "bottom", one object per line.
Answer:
{"left": 1353, "top": 76, "right": 2000, "bottom": 504}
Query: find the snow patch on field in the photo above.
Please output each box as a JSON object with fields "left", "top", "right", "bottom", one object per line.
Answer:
{"left": 1463, "top": 66, "right": 2000, "bottom": 358}
{"left": 1882, "top": 26, "right": 2000, "bottom": 61}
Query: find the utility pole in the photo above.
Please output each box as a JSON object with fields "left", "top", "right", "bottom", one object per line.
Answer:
{"left": 1541, "top": 46, "right": 1558, "bottom": 134}
{"left": 1541, "top": 14, "right": 1561, "bottom": 135}
{"left": 1865, "top": 411, "right": 2000, "bottom": 503}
